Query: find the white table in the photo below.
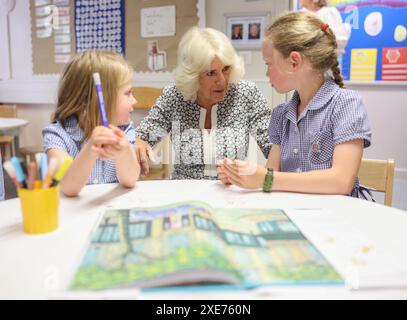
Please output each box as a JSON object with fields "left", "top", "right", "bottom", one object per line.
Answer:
{"left": 1, "top": 180, "right": 407, "bottom": 299}
{"left": 0, "top": 117, "right": 29, "bottom": 156}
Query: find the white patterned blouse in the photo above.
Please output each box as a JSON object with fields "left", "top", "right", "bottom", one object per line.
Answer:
{"left": 136, "top": 80, "right": 272, "bottom": 180}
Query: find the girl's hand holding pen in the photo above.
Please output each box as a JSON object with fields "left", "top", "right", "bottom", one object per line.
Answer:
{"left": 89, "top": 125, "right": 132, "bottom": 161}
{"left": 96, "top": 125, "right": 132, "bottom": 161}
{"left": 89, "top": 125, "right": 119, "bottom": 158}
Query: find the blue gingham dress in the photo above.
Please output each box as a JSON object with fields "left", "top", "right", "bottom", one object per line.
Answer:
{"left": 0, "top": 153, "right": 4, "bottom": 201}
{"left": 269, "top": 78, "right": 372, "bottom": 197}
{"left": 43, "top": 116, "right": 136, "bottom": 185}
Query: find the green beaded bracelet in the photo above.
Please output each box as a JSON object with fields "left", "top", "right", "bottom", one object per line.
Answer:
{"left": 263, "top": 168, "right": 274, "bottom": 193}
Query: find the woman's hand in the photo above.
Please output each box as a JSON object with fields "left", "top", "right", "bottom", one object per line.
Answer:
{"left": 222, "top": 158, "right": 267, "bottom": 189}
{"left": 135, "top": 138, "right": 154, "bottom": 176}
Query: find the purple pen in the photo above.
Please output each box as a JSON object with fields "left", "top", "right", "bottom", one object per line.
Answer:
{"left": 93, "top": 72, "right": 109, "bottom": 127}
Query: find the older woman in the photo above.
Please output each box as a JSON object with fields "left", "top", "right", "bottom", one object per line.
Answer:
{"left": 136, "top": 27, "right": 272, "bottom": 180}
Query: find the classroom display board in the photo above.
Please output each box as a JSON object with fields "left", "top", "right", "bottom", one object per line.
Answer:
{"left": 125, "top": 0, "right": 198, "bottom": 73}
{"left": 74, "top": 0, "right": 125, "bottom": 54}
{"left": 31, "top": 0, "right": 75, "bottom": 74}
{"left": 333, "top": 0, "right": 407, "bottom": 82}
{"left": 294, "top": 0, "right": 407, "bottom": 83}
{"left": 30, "top": 0, "right": 199, "bottom": 75}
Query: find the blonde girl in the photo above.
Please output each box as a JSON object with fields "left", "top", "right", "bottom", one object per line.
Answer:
{"left": 43, "top": 51, "right": 140, "bottom": 196}
{"left": 219, "top": 11, "right": 371, "bottom": 197}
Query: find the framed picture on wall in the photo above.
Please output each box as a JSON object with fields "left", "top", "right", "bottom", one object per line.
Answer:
{"left": 223, "top": 12, "right": 271, "bottom": 49}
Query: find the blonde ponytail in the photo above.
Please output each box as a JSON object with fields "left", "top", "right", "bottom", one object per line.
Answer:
{"left": 331, "top": 59, "right": 344, "bottom": 88}
{"left": 265, "top": 11, "right": 344, "bottom": 88}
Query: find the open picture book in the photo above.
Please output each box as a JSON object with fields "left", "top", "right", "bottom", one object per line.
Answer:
{"left": 69, "top": 201, "right": 343, "bottom": 291}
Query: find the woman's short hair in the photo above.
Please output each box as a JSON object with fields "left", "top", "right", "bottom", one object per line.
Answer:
{"left": 174, "top": 27, "right": 245, "bottom": 101}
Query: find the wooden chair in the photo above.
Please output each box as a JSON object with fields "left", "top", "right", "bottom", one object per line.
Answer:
{"left": 133, "top": 87, "right": 169, "bottom": 180}
{"left": 358, "top": 158, "right": 395, "bottom": 206}
{"left": 0, "top": 104, "right": 17, "bottom": 160}
{"left": 133, "top": 87, "right": 163, "bottom": 109}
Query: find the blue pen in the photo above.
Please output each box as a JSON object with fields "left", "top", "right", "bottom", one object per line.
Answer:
{"left": 40, "top": 153, "right": 48, "bottom": 181}
{"left": 93, "top": 72, "right": 109, "bottom": 127}
{"left": 11, "top": 156, "right": 27, "bottom": 189}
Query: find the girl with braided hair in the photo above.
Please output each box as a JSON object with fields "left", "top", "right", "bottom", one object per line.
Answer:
{"left": 219, "top": 11, "right": 372, "bottom": 198}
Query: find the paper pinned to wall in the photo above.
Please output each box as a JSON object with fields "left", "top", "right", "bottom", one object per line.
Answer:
{"left": 147, "top": 40, "right": 167, "bottom": 71}
{"left": 54, "top": 54, "right": 71, "bottom": 64}
{"left": 35, "top": 15, "right": 53, "bottom": 28}
{"left": 141, "top": 5, "right": 176, "bottom": 38}
{"left": 54, "top": 44, "right": 71, "bottom": 54}
{"left": 30, "top": 0, "right": 201, "bottom": 74}
{"left": 30, "top": 0, "right": 74, "bottom": 72}
{"left": 54, "top": 24, "right": 70, "bottom": 35}
{"left": 34, "top": 0, "right": 51, "bottom": 7}
{"left": 54, "top": 34, "right": 70, "bottom": 44}
{"left": 53, "top": 0, "right": 69, "bottom": 5}
{"left": 35, "top": 5, "right": 52, "bottom": 17}
{"left": 36, "top": 26, "right": 53, "bottom": 38}
{"left": 126, "top": 0, "right": 200, "bottom": 73}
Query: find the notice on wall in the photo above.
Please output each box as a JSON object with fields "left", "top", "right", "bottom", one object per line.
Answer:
{"left": 141, "top": 5, "right": 176, "bottom": 38}
{"left": 33, "top": 0, "right": 72, "bottom": 65}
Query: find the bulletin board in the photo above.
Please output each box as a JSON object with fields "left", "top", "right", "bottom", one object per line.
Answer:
{"left": 74, "top": 0, "right": 126, "bottom": 55}
{"left": 30, "top": 0, "right": 200, "bottom": 75}
{"left": 293, "top": 0, "right": 407, "bottom": 83}
{"left": 30, "top": 0, "right": 76, "bottom": 75}
{"left": 125, "top": 0, "right": 198, "bottom": 73}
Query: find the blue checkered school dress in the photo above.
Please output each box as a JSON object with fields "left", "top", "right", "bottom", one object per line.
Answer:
{"left": 43, "top": 116, "right": 136, "bottom": 185}
{"left": 268, "top": 78, "right": 372, "bottom": 198}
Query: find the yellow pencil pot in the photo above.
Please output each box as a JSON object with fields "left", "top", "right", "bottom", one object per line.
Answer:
{"left": 18, "top": 186, "right": 59, "bottom": 234}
